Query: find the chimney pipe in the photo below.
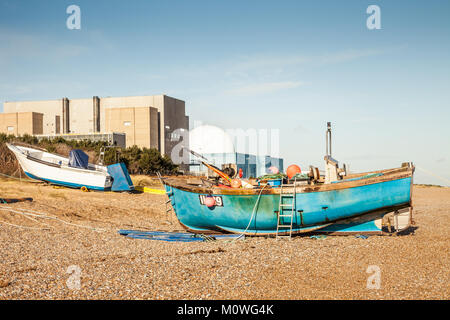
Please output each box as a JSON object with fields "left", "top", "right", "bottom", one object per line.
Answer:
{"left": 93, "top": 96, "right": 100, "bottom": 132}
{"left": 62, "top": 98, "right": 70, "bottom": 133}
{"left": 326, "top": 122, "right": 332, "bottom": 157}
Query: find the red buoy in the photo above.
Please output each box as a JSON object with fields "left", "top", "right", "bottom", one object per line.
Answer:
{"left": 286, "top": 164, "right": 301, "bottom": 179}
{"left": 204, "top": 196, "right": 216, "bottom": 207}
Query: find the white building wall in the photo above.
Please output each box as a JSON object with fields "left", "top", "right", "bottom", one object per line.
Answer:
{"left": 69, "top": 98, "right": 94, "bottom": 133}
{"left": 4, "top": 99, "right": 62, "bottom": 135}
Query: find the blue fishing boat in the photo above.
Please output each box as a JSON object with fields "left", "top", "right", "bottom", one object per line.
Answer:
{"left": 162, "top": 124, "right": 414, "bottom": 237}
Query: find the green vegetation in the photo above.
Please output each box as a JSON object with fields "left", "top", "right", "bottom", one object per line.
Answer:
{"left": 415, "top": 184, "right": 444, "bottom": 188}
{"left": 0, "top": 133, "right": 178, "bottom": 175}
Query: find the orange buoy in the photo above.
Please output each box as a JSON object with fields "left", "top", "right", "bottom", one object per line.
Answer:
{"left": 230, "top": 179, "right": 242, "bottom": 188}
{"left": 286, "top": 164, "right": 301, "bottom": 179}
{"left": 204, "top": 196, "right": 216, "bottom": 207}
{"left": 268, "top": 166, "right": 279, "bottom": 174}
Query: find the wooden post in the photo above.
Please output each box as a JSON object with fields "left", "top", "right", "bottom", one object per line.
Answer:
{"left": 394, "top": 210, "right": 399, "bottom": 232}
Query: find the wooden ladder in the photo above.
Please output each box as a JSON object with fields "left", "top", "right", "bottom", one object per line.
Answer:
{"left": 276, "top": 178, "right": 296, "bottom": 239}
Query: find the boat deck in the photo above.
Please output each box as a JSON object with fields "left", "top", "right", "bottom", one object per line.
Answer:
{"left": 164, "top": 166, "right": 414, "bottom": 195}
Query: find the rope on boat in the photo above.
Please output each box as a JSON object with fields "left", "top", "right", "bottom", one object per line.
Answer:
{"left": 416, "top": 165, "right": 450, "bottom": 185}
{"left": 0, "top": 201, "right": 51, "bottom": 230}
{"left": 233, "top": 184, "right": 269, "bottom": 241}
{"left": 0, "top": 207, "right": 53, "bottom": 229}
{"left": 8, "top": 208, "right": 49, "bottom": 226}
{"left": 0, "top": 206, "right": 106, "bottom": 232}
{"left": 16, "top": 207, "right": 107, "bottom": 232}
{"left": 199, "top": 234, "right": 216, "bottom": 242}
{"left": 0, "top": 219, "right": 50, "bottom": 230}
{"left": 0, "top": 172, "right": 35, "bottom": 182}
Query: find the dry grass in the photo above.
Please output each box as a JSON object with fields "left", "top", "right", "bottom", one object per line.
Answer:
{"left": 130, "top": 175, "right": 163, "bottom": 188}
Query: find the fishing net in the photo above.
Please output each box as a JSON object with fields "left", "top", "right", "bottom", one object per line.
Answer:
{"left": 257, "top": 173, "right": 286, "bottom": 180}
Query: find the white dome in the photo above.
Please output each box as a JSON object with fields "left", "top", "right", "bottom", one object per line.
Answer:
{"left": 189, "top": 125, "right": 235, "bottom": 154}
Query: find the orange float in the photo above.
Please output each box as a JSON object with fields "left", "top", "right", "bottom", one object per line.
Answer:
{"left": 286, "top": 164, "right": 301, "bottom": 179}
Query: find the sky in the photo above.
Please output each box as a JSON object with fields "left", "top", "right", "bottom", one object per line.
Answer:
{"left": 0, "top": 0, "right": 449, "bottom": 185}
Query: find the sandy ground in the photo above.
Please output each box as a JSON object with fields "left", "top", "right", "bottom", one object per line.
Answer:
{"left": 0, "top": 178, "right": 448, "bottom": 300}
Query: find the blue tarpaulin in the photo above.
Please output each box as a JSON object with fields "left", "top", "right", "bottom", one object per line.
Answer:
{"left": 107, "top": 162, "right": 134, "bottom": 191}
{"left": 68, "top": 149, "right": 89, "bottom": 169}
{"left": 118, "top": 230, "right": 244, "bottom": 242}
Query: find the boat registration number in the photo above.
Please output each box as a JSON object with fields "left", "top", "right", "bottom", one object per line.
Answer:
{"left": 199, "top": 195, "right": 223, "bottom": 207}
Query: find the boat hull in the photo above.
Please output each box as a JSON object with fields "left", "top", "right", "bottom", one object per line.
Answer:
{"left": 23, "top": 171, "right": 110, "bottom": 191}
{"left": 7, "top": 144, "right": 112, "bottom": 191}
{"left": 165, "top": 175, "right": 412, "bottom": 236}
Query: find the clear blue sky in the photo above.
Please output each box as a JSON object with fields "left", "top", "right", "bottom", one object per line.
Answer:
{"left": 1, "top": 0, "right": 449, "bottom": 185}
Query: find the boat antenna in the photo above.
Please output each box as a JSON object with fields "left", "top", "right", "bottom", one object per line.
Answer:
{"left": 182, "top": 147, "right": 232, "bottom": 184}
{"left": 183, "top": 147, "right": 209, "bottom": 162}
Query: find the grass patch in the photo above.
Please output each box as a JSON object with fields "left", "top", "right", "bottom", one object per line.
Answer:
{"left": 415, "top": 184, "right": 445, "bottom": 188}
{"left": 131, "top": 175, "right": 163, "bottom": 188}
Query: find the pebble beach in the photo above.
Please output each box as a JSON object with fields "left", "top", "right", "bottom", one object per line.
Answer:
{"left": 0, "top": 179, "right": 448, "bottom": 300}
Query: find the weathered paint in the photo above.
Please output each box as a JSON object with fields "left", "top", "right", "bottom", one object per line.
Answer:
{"left": 165, "top": 176, "right": 412, "bottom": 235}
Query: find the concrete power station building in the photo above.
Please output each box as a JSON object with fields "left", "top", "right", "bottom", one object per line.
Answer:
{"left": 0, "top": 95, "right": 189, "bottom": 158}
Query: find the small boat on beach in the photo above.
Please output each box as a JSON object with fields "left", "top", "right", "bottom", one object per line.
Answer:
{"left": 162, "top": 123, "right": 415, "bottom": 236}
{"left": 6, "top": 143, "right": 133, "bottom": 192}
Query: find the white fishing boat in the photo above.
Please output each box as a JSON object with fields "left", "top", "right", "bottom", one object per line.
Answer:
{"left": 6, "top": 143, "right": 113, "bottom": 191}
